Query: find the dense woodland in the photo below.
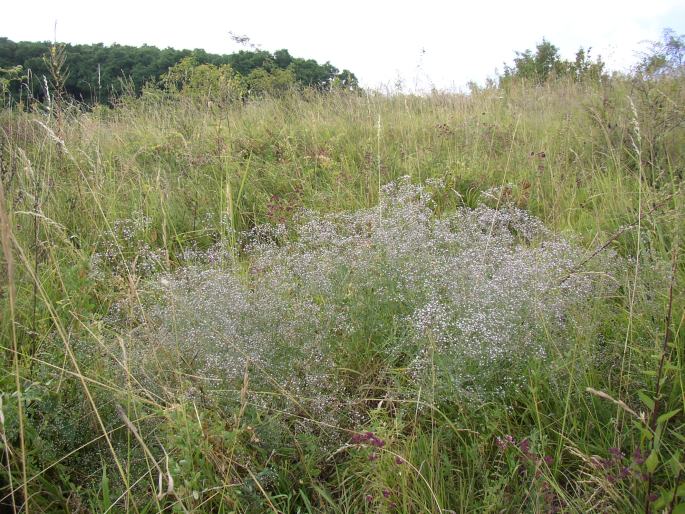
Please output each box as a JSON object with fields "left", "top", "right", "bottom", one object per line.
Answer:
{"left": 0, "top": 37, "right": 359, "bottom": 103}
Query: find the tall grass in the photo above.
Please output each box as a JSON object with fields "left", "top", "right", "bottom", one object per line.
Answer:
{"left": 0, "top": 74, "right": 683, "bottom": 512}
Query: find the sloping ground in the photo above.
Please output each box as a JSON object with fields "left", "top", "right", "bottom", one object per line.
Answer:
{"left": 0, "top": 77, "right": 683, "bottom": 512}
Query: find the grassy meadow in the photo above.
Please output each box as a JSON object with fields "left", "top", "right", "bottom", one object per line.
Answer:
{"left": 0, "top": 74, "right": 684, "bottom": 513}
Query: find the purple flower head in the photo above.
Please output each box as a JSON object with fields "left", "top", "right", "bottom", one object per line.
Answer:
{"left": 543, "top": 455, "right": 554, "bottom": 466}
{"left": 365, "top": 494, "right": 374, "bottom": 503}
{"left": 351, "top": 431, "right": 385, "bottom": 447}
{"left": 351, "top": 433, "right": 364, "bottom": 444}
{"left": 608, "top": 447, "right": 624, "bottom": 460}
{"left": 383, "top": 489, "right": 391, "bottom": 498}
{"left": 519, "top": 439, "right": 531, "bottom": 455}
{"left": 632, "top": 448, "right": 646, "bottom": 465}
{"left": 496, "top": 434, "right": 516, "bottom": 451}
{"left": 370, "top": 435, "right": 385, "bottom": 448}
{"left": 395, "top": 456, "right": 405, "bottom": 465}
{"left": 368, "top": 452, "right": 378, "bottom": 462}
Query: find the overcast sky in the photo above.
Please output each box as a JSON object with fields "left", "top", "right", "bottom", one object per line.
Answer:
{"left": 2, "top": 0, "right": 684, "bottom": 90}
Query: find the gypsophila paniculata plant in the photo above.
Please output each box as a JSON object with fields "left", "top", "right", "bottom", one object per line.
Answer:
{"left": 131, "top": 177, "right": 620, "bottom": 426}
{"left": 90, "top": 212, "right": 166, "bottom": 279}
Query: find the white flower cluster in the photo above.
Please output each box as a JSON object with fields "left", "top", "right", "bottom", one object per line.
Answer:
{"left": 90, "top": 213, "right": 165, "bottom": 279}
{"left": 136, "top": 177, "right": 618, "bottom": 418}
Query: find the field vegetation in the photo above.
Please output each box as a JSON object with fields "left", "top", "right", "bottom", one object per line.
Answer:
{"left": 0, "top": 32, "right": 684, "bottom": 512}
{"left": 0, "top": 37, "right": 358, "bottom": 104}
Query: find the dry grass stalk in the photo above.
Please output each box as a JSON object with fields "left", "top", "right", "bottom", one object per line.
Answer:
{"left": 0, "top": 169, "right": 29, "bottom": 513}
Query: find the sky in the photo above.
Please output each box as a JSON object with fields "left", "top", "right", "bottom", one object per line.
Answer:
{"left": 2, "top": 0, "right": 685, "bottom": 91}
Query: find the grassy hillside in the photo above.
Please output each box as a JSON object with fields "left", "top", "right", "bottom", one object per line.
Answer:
{"left": 0, "top": 75, "right": 683, "bottom": 512}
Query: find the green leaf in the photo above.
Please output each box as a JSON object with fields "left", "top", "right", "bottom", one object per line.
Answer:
{"left": 673, "top": 503, "right": 685, "bottom": 514}
{"left": 312, "top": 484, "right": 337, "bottom": 508}
{"left": 101, "top": 466, "right": 111, "bottom": 510}
{"left": 655, "top": 423, "right": 664, "bottom": 449}
{"left": 634, "top": 420, "right": 654, "bottom": 439}
{"left": 665, "top": 361, "right": 679, "bottom": 372}
{"left": 646, "top": 451, "right": 659, "bottom": 473}
{"left": 638, "top": 391, "right": 655, "bottom": 411}
{"left": 657, "top": 409, "right": 681, "bottom": 425}
{"left": 299, "top": 489, "right": 314, "bottom": 510}
{"left": 677, "top": 482, "right": 685, "bottom": 498}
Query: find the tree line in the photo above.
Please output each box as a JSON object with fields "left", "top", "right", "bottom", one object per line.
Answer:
{"left": 0, "top": 37, "right": 359, "bottom": 104}
{"left": 493, "top": 29, "right": 683, "bottom": 87}
{"left": 1, "top": 30, "right": 682, "bottom": 107}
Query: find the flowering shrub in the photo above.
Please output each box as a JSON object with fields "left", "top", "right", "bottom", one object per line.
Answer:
{"left": 495, "top": 434, "right": 560, "bottom": 512}
{"left": 134, "top": 178, "right": 618, "bottom": 420}
{"left": 90, "top": 213, "right": 166, "bottom": 278}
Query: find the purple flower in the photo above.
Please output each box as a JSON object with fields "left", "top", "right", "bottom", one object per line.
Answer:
{"left": 365, "top": 494, "right": 374, "bottom": 503}
{"left": 383, "top": 489, "right": 391, "bottom": 498}
{"left": 632, "top": 448, "right": 646, "bottom": 465}
{"left": 608, "top": 447, "right": 624, "bottom": 460}
{"left": 519, "top": 439, "right": 531, "bottom": 455}
{"left": 351, "top": 431, "right": 385, "bottom": 447}
{"left": 496, "top": 434, "right": 515, "bottom": 451}
{"left": 543, "top": 455, "right": 554, "bottom": 466}
{"left": 395, "top": 456, "right": 405, "bottom": 465}
{"left": 368, "top": 452, "right": 378, "bottom": 462}
{"left": 370, "top": 436, "right": 385, "bottom": 448}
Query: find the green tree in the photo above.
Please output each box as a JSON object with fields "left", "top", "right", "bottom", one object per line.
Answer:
{"left": 332, "top": 69, "right": 359, "bottom": 91}
{"left": 637, "top": 28, "right": 685, "bottom": 77}
{"left": 273, "top": 49, "right": 293, "bottom": 68}
{"left": 245, "top": 67, "right": 295, "bottom": 96}
{"left": 0, "top": 64, "right": 25, "bottom": 106}
{"left": 0, "top": 38, "right": 358, "bottom": 105}
{"left": 162, "top": 56, "right": 245, "bottom": 104}
{"left": 503, "top": 39, "right": 562, "bottom": 83}
{"left": 502, "top": 38, "right": 605, "bottom": 85}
